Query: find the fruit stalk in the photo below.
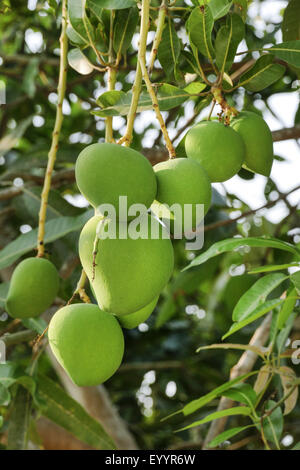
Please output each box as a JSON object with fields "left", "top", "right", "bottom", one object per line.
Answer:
{"left": 211, "top": 86, "right": 238, "bottom": 125}
{"left": 37, "top": 0, "right": 68, "bottom": 257}
{"left": 139, "top": 0, "right": 176, "bottom": 159}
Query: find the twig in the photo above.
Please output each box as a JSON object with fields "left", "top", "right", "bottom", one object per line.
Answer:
{"left": 139, "top": 0, "right": 176, "bottom": 158}
{"left": 148, "top": 0, "right": 167, "bottom": 75}
{"left": 202, "top": 313, "right": 272, "bottom": 449}
{"left": 36, "top": 0, "right": 68, "bottom": 257}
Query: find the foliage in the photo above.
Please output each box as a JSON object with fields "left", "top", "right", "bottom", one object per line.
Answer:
{"left": 0, "top": 0, "right": 299, "bottom": 451}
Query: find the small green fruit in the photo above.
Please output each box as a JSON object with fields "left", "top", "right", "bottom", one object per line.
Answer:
{"left": 152, "top": 158, "right": 211, "bottom": 233}
{"left": 75, "top": 143, "right": 157, "bottom": 218}
{"left": 6, "top": 257, "right": 59, "bottom": 319}
{"left": 230, "top": 111, "right": 273, "bottom": 176}
{"left": 48, "top": 303, "right": 124, "bottom": 386}
{"left": 185, "top": 121, "right": 245, "bottom": 182}
{"left": 79, "top": 215, "right": 174, "bottom": 315}
{"left": 118, "top": 296, "right": 159, "bottom": 329}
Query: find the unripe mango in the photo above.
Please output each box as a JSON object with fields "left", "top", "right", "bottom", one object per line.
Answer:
{"left": 230, "top": 111, "right": 273, "bottom": 176}
{"left": 185, "top": 121, "right": 245, "bottom": 182}
{"left": 6, "top": 257, "right": 59, "bottom": 319}
{"left": 75, "top": 143, "right": 157, "bottom": 218}
{"left": 152, "top": 158, "right": 211, "bottom": 234}
{"left": 48, "top": 303, "right": 124, "bottom": 386}
{"left": 79, "top": 215, "right": 174, "bottom": 315}
{"left": 118, "top": 296, "right": 159, "bottom": 329}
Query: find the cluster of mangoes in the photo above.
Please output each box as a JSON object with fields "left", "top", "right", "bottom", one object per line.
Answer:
{"left": 5, "top": 110, "right": 273, "bottom": 387}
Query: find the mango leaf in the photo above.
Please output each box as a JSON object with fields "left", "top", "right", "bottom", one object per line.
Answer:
{"left": 93, "top": 84, "right": 189, "bottom": 116}
{"left": 254, "top": 365, "right": 271, "bottom": 395}
{"left": 66, "top": 25, "right": 86, "bottom": 46}
{"left": 276, "top": 312, "right": 297, "bottom": 354}
{"left": 215, "top": 13, "right": 245, "bottom": 73}
{"left": 222, "top": 383, "right": 257, "bottom": 408}
{"left": 7, "top": 386, "right": 32, "bottom": 450}
{"left": 36, "top": 374, "right": 116, "bottom": 450}
{"left": 68, "top": 48, "right": 94, "bottom": 75}
{"left": 232, "top": 273, "right": 287, "bottom": 322}
{"left": 158, "top": 17, "right": 181, "bottom": 77}
{"left": 248, "top": 262, "right": 299, "bottom": 274}
{"left": 89, "top": 0, "right": 135, "bottom": 9}
{"left": 113, "top": 7, "right": 138, "bottom": 56}
{"left": 208, "top": 424, "right": 253, "bottom": 448}
{"left": 277, "top": 287, "right": 298, "bottom": 330}
{"left": 22, "top": 317, "right": 47, "bottom": 335}
{"left": 290, "top": 270, "right": 300, "bottom": 291}
{"left": 268, "top": 41, "right": 300, "bottom": 67}
{"left": 180, "top": 371, "right": 258, "bottom": 416}
{"left": 68, "top": 0, "right": 95, "bottom": 44}
{"left": 262, "top": 400, "right": 283, "bottom": 445}
{"left": 282, "top": 0, "right": 300, "bottom": 41}
{"left": 178, "top": 406, "right": 251, "bottom": 432}
{"left": 188, "top": 6, "right": 215, "bottom": 60}
{"left": 279, "top": 366, "right": 298, "bottom": 415}
{"left": 233, "top": 0, "right": 248, "bottom": 21}
{"left": 208, "top": 0, "right": 233, "bottom": 20}
{"left": 0, "top": 210, "right": 93, "bottom": 270}
{"left": 238, "top": 55, "right": 285, "bottom": 92}
{"left": 184, "top": 237, "right": 300, "bottom": 271}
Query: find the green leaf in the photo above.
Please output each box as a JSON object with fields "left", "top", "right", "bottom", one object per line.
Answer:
{"left": 113, "top": 7, "right": 138, "bottom": 56}
{"left": 268, "top": 41, "right": 300, "bottom": 67}
{"left": 0, "top": 416, "right": 3, "bottom": 429}
{"left": 232, "top": 273, "right": 287, "bottom": 322}
{"left": 36, "top": 374, "right": 116, "bottom": 450}
{"left": 93, "top": 84, "right": 189, "bottom": 117}
{"left": 223, "top": 299, "right": 284, "bottom": 339}
{"left": 184, "top": 237, "right": 300, "bottom": 271}
{"left": 7, "top": 386, "right": 32, "bottom": 450}
{"left": 222, "top": 383, "right": 257, "bottom": 407}
{"left": 178, "top": 406, "right": 251, "bottom": 432}
{"left": 277, "top": 287, "right": 298, "bottom": 330}
{"left": 66, "top": 25, "right": 86, "bottom": 46}
{"left": 68, "top": 48, "right": 94, "bottom": 75}
{"left": 208, "top": 424, "right": 253, "bottom": 448}
{"left": 233, "top": 0, "right": 248, "bottom": 21}
{"left": 188, "top": 6, "right": 215, "bottom": 60}
{"left": 89, "top": 0, "right": 135, "bottom": 9}
{"left": 215, "top": 13, "right": 245, "bottom": 73}
{"left": 290, "top": 270, "right": 300, "bottom": 291}
{"left": 282, "top": 0, "right": 300, "bottom": 41}
{"left": 0, "top": 210, "right": 93, "bottom": 270}
{"left": 262, "top": 400, "right": 283, "bottom": 445}
{"left": 181, "top": 371, "right": 257, "bottom": 416}
{"left": 158, "top": 17, "right": 181, "bottom": 77}
{"left": 68, "top": 0, "right": 95, "bottom": 45}
{"left": 22, "top": 317, "right": 48, "bottom": 335}
{"left": 238, "top": 55, "right": 285, "bottom": 92}
{"left": 276, "top": 312, "right": 297, "bottom": 354}
{"left": 208, "top": 0, "right": 233, "bottom": 20}
{"left": 292, "top": 442, "right": 300, "bottom": 450}
{"left": 248, "top": 262, "right": 299, "bottom": 274}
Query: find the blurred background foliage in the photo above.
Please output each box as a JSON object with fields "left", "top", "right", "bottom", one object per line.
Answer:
{"left": 0, "top": 0, "right": 299, "bottom": 450}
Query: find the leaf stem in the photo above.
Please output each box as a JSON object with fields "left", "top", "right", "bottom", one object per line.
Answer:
{"left": 36, "top": 0, "right": 68, "bottom": 257}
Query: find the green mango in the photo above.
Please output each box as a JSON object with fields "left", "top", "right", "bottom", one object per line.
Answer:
{"left": 185, "top": 121, "right": 245, "bottom": 182}
{"left": 75, "top": 143, "right": 157, "bottom": 219}
{"left": 230, "top": 111, "right": 273, "bottom": 176}
{"left": 79, "top": 215, "right": 174, "bottom": 315}
{"left": 152, "top": 158, "right": 212, "bottom": 234}
{"left": 118, "top": 296, "right": 159, "bottom": 329}
{"left": 48, "top": 303, "right": 124, "bottom": 386}
{"left": 6, "top": 257, "right": 59, "bottom": 319}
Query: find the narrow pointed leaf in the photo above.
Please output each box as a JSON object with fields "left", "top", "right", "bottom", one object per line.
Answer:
{"left": 188, "top": 6, "right": 215, "bottom": 60}
{"left": 208, "top": 0, "right": 233, "bottom": 20}
{"left": 184, "top": 237, "right": 300, "bottom": 271}
{"left": 279, "top": 366, "right": 298, "bottom": 415}
{"left": 197, "top": 343, "right": 266, "bottom": 359}
{"left": 68, "top": 48, "right": 94, "bottom": 75}
{"left": 262, "top": 400, "right": 283, "bottom": 445}
{"left": 248, "top": 263, "right": 299, "bottom": 274}
{"left": 238, "top": 55, "right": 285, "bottom": 92}
{"left": 277, "top": 287, "right": 298, "bottom": 330}
{"left": 178, "top": 406, "right": 251, "bottom": 432}
{"left": 7, "top": 386, "right": 32, "bottom": 450}
{"left": 232, "top": 274, "right": 287, "bottom": 322}
{"left": 215, "top": 13, "right": 245, "bottom": 73}
{"left": 208, "top": 425, "right": 253, "bottom": 448}
{"left": 268, "top": 41, "right": 300, "bottom": 67}
{"left": 158, "top": 17, "right": 181, "bottom": 77}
